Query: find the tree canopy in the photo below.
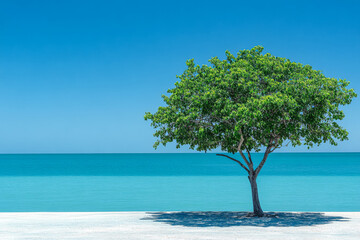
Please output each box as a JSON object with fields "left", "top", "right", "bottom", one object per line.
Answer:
{"left": 145, "top": 46, "right": 356, "bottom": 154}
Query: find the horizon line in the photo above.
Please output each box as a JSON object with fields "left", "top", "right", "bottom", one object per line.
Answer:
{"left": 0, "top": 152, "right": 359, "bottom": 155}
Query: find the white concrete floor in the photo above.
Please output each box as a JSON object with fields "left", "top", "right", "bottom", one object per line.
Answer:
{"left": 0, "top": 212, "right": 359, "bottom": 240}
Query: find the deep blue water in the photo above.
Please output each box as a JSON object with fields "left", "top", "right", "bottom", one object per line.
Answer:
{"left": 0, "top": 153, "right": 359, "bottom": 212}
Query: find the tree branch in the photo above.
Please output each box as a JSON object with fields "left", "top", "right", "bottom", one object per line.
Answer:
{"left": 269, "top": 136, "right": 280, "bottom": 153}
{"left": 245, "top": 146, "right": 253, "bottom": 165}
{"left": 239, "top": 151, "right": 253, "bottom": 171}
{"left": 254, "top": 146, "right": 271, "bottom": 177}
{"left": 216, "top": 154, "right": 250, "bottom": 174}
{"left": 237, "top": 133, "right": 244, "bottom": 152}
{"left": 237, "top": 130, "right": 253, "bottom": 170}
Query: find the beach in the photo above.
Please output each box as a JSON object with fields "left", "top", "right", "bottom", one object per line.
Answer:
{"left": 1, "top": 212, "right": 359, "bottom": 240}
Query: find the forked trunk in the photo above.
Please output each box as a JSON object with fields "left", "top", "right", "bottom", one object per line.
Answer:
{"left": 248, "top": 175, "right": 264, "bottom": 217}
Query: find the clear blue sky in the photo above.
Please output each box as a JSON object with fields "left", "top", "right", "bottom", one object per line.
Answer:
{"left": 0, "top": 0, "right": 359, "bottom": 153}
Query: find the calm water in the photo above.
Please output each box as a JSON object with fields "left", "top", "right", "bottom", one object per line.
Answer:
{"left": 0, "top": 153, "right": 359, "bottom": 212}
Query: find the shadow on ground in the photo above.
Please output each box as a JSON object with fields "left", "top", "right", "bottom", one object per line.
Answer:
{"left": 142, "top": 211, "right": 348, "bottom": 227}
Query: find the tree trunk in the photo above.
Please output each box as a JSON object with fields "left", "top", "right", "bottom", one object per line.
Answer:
{"left": 248, "top": 175, "right": 264, "bottom": 217}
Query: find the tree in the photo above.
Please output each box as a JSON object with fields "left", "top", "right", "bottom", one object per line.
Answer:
{"left": 144, "top": 46, "right": 357, "bottom": 217}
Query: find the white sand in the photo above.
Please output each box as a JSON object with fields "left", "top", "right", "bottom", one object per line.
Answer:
{"left": 0, "top": 212, "right": 359, "bottom": 240}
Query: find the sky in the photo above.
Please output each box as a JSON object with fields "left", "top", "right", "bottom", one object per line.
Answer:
{"left": 0, "top": 0, "right": 359, "bottom": 153}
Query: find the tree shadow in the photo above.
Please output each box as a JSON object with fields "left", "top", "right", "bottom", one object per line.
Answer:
{"left": 142, "top": 211, "right": 348, "bottom": 227}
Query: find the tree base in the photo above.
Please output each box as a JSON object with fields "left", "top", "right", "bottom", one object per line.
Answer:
{"left": 245, "top": 212, "right": 277, "bottom": 218}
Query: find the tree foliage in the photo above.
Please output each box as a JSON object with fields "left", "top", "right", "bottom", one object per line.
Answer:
{"left": 145, "top": 46, "right": 356, "bottom": 154}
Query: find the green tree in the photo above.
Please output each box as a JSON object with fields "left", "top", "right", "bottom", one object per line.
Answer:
{"left": 144, "top": 46, "right": 356, "bottom": 217}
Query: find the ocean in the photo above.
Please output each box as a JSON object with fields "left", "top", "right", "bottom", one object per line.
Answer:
{"left": 0, "top": 153, "right": 359, "bottom": 212}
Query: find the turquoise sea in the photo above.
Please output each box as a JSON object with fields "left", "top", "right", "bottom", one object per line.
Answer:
{"left": 0, "top": 153, "right": 359, "bottom": 212}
